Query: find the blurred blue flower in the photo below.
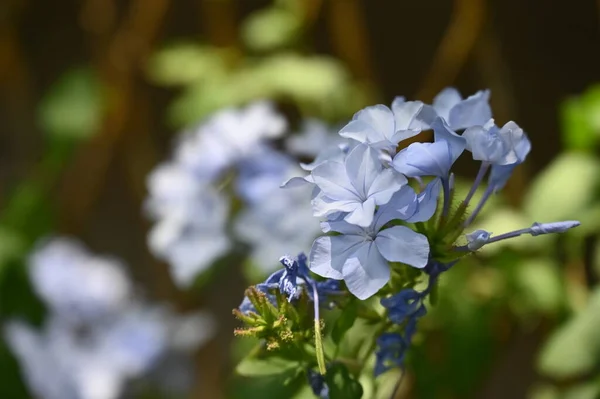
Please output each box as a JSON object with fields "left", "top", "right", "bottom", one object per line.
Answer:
{"left": 29, "top": 238, "right": 131, "bottom": 325}
{"left": 307, "top": 369, "right": 330, "bottom": 398}
{"left": 311, "top": 143, "right": 407, "bottom": 227}
{"left": 310, "top": 190, "right": 430, "bottom": 299}
{"left": 235, "top": 174, "right": 321, "bottom": 272}
{"left": 174, "top": 101, "right": 287, "bottom": 181}
{"left": 285, "top": 119, "right": 344, "bottom": 159}
{"left": 374, "top": 333, "right": 409, "bottom": 376}
{"left": 147, "top": 184, "right": 230, "bottom": 287}
{"left": 7, "top": 238, "right": 215, "bottom": 399}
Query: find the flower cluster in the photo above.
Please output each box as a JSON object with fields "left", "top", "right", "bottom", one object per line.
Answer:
{"left": 146, "top": 102, "right": 343, "bottom": 286}
{"left": 234, "top": 87, "right": 581, "bottom": 394}
{"left": 5, "top": 238, "right": 214, "bottom": 399}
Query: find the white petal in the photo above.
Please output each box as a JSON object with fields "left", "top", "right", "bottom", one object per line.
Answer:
{"left": 367, "top": 168, "right": 407, "bottom": 205}
{"left": 311, "top": 193, "right": 358, "bottom": 217}
{"left": 373, "top": 185, "right": 418, "bottom": 230}
{"left": 344, "top": 144, "right": 382, "bottom": 199}
{"left": 448, "top": 89, "right": 491, "bottom": 130}
{"left": 312, "top": 161, "right": 358, "bottom": 200}
{"left": 342, "top": 243, "right": 390, "bottom": 300}
{"left": 406, "top": 178, "right": 441, "bottom": 223}
{"left": 392, "top": 100, "right": 424, "bottom": 130}
{"left": 344, "top": 197, "right": 376, "bottom": 227}
{"left": 431, "top": 117, "right": 466, "bottom": 164}
{"left": 432, "top": 87, "right": 462, "bottom": 120}
{"left": 375, "top": 226, "right": 429, "bottom": 268}
{"left": 309, "top": 235, "right": 365, "bottom": 280}
{"left": 392, "top": 141, "right": 452, "bottom": 177}
{"left": 352, "top": 105, "right": 395, "bottom": 142}
{"left": 320, "top": 220, "right": 365, "bottom": 235}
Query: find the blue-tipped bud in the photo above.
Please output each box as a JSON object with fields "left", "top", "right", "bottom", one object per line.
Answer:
{"left": 466, "top": 229, "right": 491, "bottom": 250}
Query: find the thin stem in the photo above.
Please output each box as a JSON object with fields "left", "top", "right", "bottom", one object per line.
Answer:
{"left": 464, "top": 184, "right": 493, "bottom": 227}
{"left": 441, "top": 176, "right": 452, "bottom": 220}
{"left": 389, "top": 369, "right": 407, "bottom": 399}
{"left": 311, "top": 281, "right": 327, "bottom": 375}
{"left": 463, "top": 162, "right": 490, "bottom": 208}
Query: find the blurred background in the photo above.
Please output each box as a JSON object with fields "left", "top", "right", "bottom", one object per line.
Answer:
{"left": 1, "top": 0, "right": 600, "bottom": 398}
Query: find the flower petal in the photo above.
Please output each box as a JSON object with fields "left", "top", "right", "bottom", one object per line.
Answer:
{"left": 373, "top": 186, "right": 418, "bottom": 231}
{"left": 431, "top": 117, "right": 466, "bottom": 164}
{"left": 342, "top": 242, "right": 390, "bottom": 300}
{"left": 432, "top": 87, "right": 462, "bottom": 120}
{"left": 344, "top": 197, "right": 376, "bottom": 227}
{"left": 344, "top": 144, "right": 382, "bottom": 199}
{"left": 312, "top": 161, "right": 358, "bottom": 200}
{"left": 392, "top": 141, "right": 452, "bottom": 177}
{"left": 367, "top": 168, "right": 407, "bottom": 205}
{"left": 375, "top": 226, "right": 429, "bottom": 268}
{"left": 309, "top": 235, "right": 366, "bottom": 280}
{"left": 406, "top": 178, "right": 442, "bottom": 223}
{"left": 448, "top": 89, "right": 491, "bottom": 130}
{"left": 392, "top": 100, "right": 424, "bottom": 131}
{"left": 320, "top": 220, "right": 364, "bottom": 235}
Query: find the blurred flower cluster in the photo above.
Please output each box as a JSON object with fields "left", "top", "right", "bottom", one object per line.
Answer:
{"left": 145, "top": 101, "right": 352, "bottom": 286}
{"left": 4, "top": 238, "right": 214, "bottom": 399}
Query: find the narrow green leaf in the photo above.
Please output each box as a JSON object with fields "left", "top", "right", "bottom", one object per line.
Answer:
{"left": 236, "top": 355, "right": 300, "bottom": 377}
{"left": 315, "top": 319, "right": 327, "bottom": 375}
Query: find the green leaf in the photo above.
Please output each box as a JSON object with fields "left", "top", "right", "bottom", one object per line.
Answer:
{"left": 332, "top": 301, "right": 358, "bottom": 345}
{"left": 561, "top": 85, "right": 600, "bottom": 151}
{"left": 538, "top": 288, "right": 600, "bottom": 378}
{"left": 230, "top": 366, "right": 305, "bottom": 399}
{"left": 236, "top": 355, "right": 301, "bottom": 377}
{"left": 38, "top": 67, "right": 103, "bottom": 140}
{"left": 241, "top": 7, "right": 302, "bottom": 51}
{"left": 524, "top": 152, "right": 600, "bottom": 222}
{"left": 146, "top": 43, "right": 225, "bottom": 86}
{"left": 325, "top": 363, "right": 363, "bottom": 399}
{"left": 512, "top": 258, "right": 565, "bottom": 315}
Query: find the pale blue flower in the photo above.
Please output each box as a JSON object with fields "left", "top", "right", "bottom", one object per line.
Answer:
{"left": 148, "top": 186, "right": 230, "bottom": 286}
{"left": 418, "top": 87, "right": 492, "bottom": 130}
{"left": 309, "top": 190, "right": 430, "bottom": 299}
{"left": 175, "top": 101, "right": 287, "bottom": 180}
{"left": 339, "top": 103, "right": 423, "bottom": 154}
{"left": 29, "top": 238, "right": 131, "bottom": 325}
{"left": 235, "top": 177, "right": 321, "bottom": 272}
{"left": 392, "top": 117, "right": 466, "bottom": 178}
{"left": 235, "top": 146, "right": 296, "bottom": 205}
{"left": 487, "top": 131, "right": 531, "bottom": 191}
{"left": 311, "top": 144, "right": 407, "bottom": 227}
{"left": 463, "top": 119, "right": 530, "bottom": 165}
{"left": 285, "top": 119, "right": 343, "bottom": 159}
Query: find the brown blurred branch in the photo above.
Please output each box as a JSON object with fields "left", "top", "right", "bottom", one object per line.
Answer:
{"left": 60, "top": 0, "right": 169, "bottom": 235}
{"left": 416, "top": 0, "right": 486, "bottom": 102}
{"left": 327, "top": 0, "right": 375, "bottom": 82}
{"left": 199, "top": 0, "right": 238, "bottom": 48}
